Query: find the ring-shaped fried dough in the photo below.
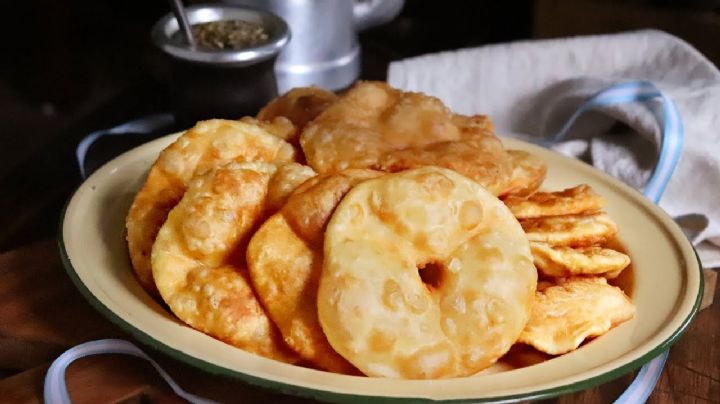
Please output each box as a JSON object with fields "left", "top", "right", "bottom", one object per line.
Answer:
{"left": 520, "top": 212, "right": 618, "bottom": 247}
{"left": 126, "top": 119, "right": 296, "bottom": 297}
{"left": 151, "top": 162, "right": 298, "bottom": 362}
{"left": 248, "top": 169, "right": 382, "bottom": 373}
{"left": 530, "top": 242, "right": 630, "bottom": 279}
{"left": 319, "top": 167, "right": 537, "bottom": 379}
{"left": 299, "top": 81, "right": 512, "bottom": 195}
{"left": 500, "top": 150, "right": 547, "bottom": 198}
{"left": 505, "top": 185, "right": 605, "bottom": 219}
{"left": 257, "top": 87, "right": 338, "bottom": 145}
{"left": 518, "top": 277, "right": 635, "bottom": 355}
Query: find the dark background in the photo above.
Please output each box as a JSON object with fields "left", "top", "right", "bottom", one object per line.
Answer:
{"left": 1, "top": 0, "right": 719, "bottom": 251}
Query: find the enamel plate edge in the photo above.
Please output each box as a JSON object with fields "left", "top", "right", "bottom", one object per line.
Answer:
{"left": 59, "top": 133, "right": 703, "bottom": 403}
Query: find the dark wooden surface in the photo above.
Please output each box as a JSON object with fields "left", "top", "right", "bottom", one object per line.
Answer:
{"left": 0, "top": 241, "right": 717, "bottom": 403}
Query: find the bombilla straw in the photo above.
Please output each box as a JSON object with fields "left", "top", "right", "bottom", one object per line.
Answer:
{"left": 168, "top": 0, "right": 195, "bottom": 48}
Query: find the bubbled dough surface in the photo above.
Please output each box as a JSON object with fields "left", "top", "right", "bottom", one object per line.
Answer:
{"left": 299, "top": 81, "right": 512, "bottom": 195}
{"left": 248, "top": 170, "right": 382, "bottom": 373}
{"left": 505, "top": 185, "right": 605, "bottom": 219}
{"left": 265, "top": 163, "right": 317, "bottom": 212}
{"left": 500, "top": 150, "right": 547, "bottom": 198}
{"left": 126, "top": 119, "right": 296, "bottom": 297}
{"left": 151, "top": 162, "right": 296, "bottom": 362}
{"left": 530, "top": 242, "right": 630, "bottom": 279}
{"left": 319, "top": 167, "right": 537, "bottom": 379}
{"left": 519, "top": 277, "right": 636, "bottom": 355}
{"left": 257, "top": 86, "right": 339, "bottom": 145}
{"left": 521, "top": 212, "right": 618, "bottom": 247}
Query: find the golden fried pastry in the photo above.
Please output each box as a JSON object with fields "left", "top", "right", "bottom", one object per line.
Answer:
{"left": 151, "top": 162, "right": 297, "bottom": 362}
{"left": 521, "top": 212, "right": 618, "bottom": 247}
{"left": 505, "top": 185, "right": 605, "bottom": 219}
{"left": 537, "top": 280, "right": 555, "bottom": 292}
{"left": 248, "top": 169, "right": 383, "bottom": 373}
{"left": 319, "top": 167, "right": 537, "bottom": 378}
{"left": 300, "top": 81, "right": 513, "bottom": 195}
{"left": 265, "top": 163, "right": 316, "bottom": 212}
{"left": 126, "top": 119, "right": 296, "bottom": 297}
{"left": 500, "top": 150, "right": 547, "bottom": 198}
{"left": 518, "top": 277, "right": 635, "bottom": 355}
{"left": 376, "top": 137, "right": 511, "bottom": 195}
{"left": 239, "top": 116, "right": 297, "bottom": 142}
{"left": 451, "top": 113, "right": 496, "bottom": 137}
{"left": 531, "top": 242, "right": 630, "bottom": 279}
{"left": 257, "top": 86, "right": 338, "bottom": 144}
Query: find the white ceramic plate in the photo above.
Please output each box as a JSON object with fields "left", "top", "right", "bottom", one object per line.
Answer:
{"left": 59, "top": 134, "right": 703, "bottom": 403}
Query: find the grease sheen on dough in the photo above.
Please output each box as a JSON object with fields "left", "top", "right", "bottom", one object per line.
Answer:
{"left": 151, "top": 162, "right": 299, "bottom": 362}
{"left": 247, "top": 169, "right": 382, "bottom": 373}
{"left": 519, "top": 277, "right": 635, "bottom": 355}
{"left": 126, "top": 119, "right": 296, "bottom": 297}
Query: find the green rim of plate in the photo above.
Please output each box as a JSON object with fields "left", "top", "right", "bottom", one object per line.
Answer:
{"left": 57, "top": 202, "right": 704, "bottom": 404}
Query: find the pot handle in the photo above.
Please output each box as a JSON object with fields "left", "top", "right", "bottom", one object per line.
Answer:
{"left": 545, "top": 80, "right": 684, "bottom": 404}
{"left": 353, "top": 0, "right": 404, "bottom": 31}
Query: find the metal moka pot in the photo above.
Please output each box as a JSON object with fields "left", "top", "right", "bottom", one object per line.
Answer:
{"left": 227, "top": 0, "right": 404, "bottom": 92}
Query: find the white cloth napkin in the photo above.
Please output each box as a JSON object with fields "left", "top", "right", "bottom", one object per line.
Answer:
{"left": 387, "top": 29, "right": 720, "bottom": 268}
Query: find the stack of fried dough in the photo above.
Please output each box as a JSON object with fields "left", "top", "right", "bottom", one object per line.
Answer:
{"left": 125, "top": 81, "right": 635, "bottom": 379}
{"left": 503, "top": 185, "right": 635, "bottom": 355}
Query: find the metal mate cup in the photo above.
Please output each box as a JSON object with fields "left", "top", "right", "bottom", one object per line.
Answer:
{"left": 151, "top": 4, "right": 290, "bottom": 124}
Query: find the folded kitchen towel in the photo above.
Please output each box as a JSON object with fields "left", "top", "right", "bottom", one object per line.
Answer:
{"left": 388, "top": 29, "right": 720, "bottom": 268}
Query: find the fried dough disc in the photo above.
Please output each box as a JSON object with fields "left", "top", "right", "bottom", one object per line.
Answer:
{"left": 257, "top": 86, "right": 338, "bottom": 144}
{"left": 521, "top": 212, "right": 618, "bottom": 247}
{"left": 518, "top": 277, "right": 635, "bottom": 355}
{"left": 265, "top": 163, "right": 317, "bottom": 212}
{"left": 319, "top": 167, "right": 537, "bottom": 379}
{"left": 376, "top": 137, "right": 511, "bottom": 195}
{"left": 126, "top": 119, "right": 296, "bottom": 297}
{"left": 248, "top": 169, "right": 382, "bottom": 373}
{"left": 299, "top": 81, "right": 512, "bottom": 195}
{"left": 239, "top": 116, "right": 296, "bottom": 142}
{"left": 505, "top": 184, "right": 605, "bottom": 219}
{"left": 530, "top": 242, "right": 630, "bottom": 278}
{"left": 151, "top": 162, "right": 298, "bottom": 362}
{"left": 500, "top": 150, "right": 547, "bottom": 198}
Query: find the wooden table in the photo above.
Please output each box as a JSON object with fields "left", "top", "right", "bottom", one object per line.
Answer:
{"left": 0, "top": 240, "right": 717, "bottom": 403}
